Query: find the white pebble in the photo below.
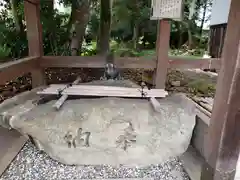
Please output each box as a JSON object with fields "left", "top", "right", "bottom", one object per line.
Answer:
{"left": 0, "top": 141, "right": 190, "bottom": 180}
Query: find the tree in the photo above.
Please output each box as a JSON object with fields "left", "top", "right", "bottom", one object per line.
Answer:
{"left": 0, "top": 0, "right": 214, "bottom": 60}
{"left": 10, "top": 0, "right": 23, "bottom": 33}
{"left": 0, "top": 0, "right": 28, "bottom": 58}
{"left": 180, "top": 0, "right": 202, "bottom": 49}
{"left": 199, "top": 0, "right": 212, "bottom": 38}
{"left": 97, "top": 0, "right": 111, "bottom": 55}
{"left": 112, "top": 0, "right": 150, "bottom": 50}
{"left": 59, "top": 0, "right": 92, "bottom": 55}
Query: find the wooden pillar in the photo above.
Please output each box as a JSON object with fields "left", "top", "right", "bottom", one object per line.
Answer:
{"left": 201, "top": 0, "right": 240, "bottom": 179}
{"left": 24, "top": 0, "right": 45, "bottom": 87}
{"left": 154, "top": 20, "right": 171, "bottom": 89}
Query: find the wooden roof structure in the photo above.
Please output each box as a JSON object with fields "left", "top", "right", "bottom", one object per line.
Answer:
{"left": 0, "top": 0, "right": 240, "bottom": 179}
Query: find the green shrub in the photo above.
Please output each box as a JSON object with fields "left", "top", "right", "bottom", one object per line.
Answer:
{"left": 0, "top": 45, "right": 11, "bottom": 62}
{"left": 187, "top": 79, "right": 216, "bottom": 97}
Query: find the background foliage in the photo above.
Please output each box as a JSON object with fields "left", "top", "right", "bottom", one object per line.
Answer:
{"left": 0, "top": 0, "right": 213, "bottom": 60}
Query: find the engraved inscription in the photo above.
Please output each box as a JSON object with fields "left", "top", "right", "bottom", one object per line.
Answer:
{"left": 75, "top": 128, "right": 91, "bottom": 147}
{"left": 64, "top": 131, "right": 75, "bottom": 148}
{"left": 64, "top": 128, "right": 91, "bottom": 148}
{"left": 116, "top": 122, "right": 137, "bottom": 151}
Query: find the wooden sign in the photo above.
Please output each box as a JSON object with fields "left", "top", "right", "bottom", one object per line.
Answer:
{"left": 150, "top": 0, "right": 184, "bottom": 21}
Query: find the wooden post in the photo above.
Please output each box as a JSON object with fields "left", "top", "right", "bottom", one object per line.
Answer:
{"left": 24, "top": 0, "right": 45, "bottom": 87}
{"left": 154, "top": 20, "right": 171, "bottom": 89}
{"left": 201, "top": 0, "right": 240, "bottom": 179}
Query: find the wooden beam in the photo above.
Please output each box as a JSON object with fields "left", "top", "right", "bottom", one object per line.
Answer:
{"left": 40, "top": 56, "right": 221, "bottom": 70}
{"left": 24, "top": 0, "right": 45, "bottom": 87}
{"left": 201, "top": 0, "right": 240, "bottom": 179}
{"left": 194, "top": 101, "right": 212, "bottom": 118}
{"left": 169, "top": 57, "right": 221, "bottom": 70}
{"left": 151, "top": 21, "right": 160, "bottom": 86}
{"left": 37, "top": 85, "right": 168, "bottom": 98}
{"left": 40, "top": 56, "right": 157, "bottom": 69}
{"left": 0, "top": 128, "right": 27, "bottom": 176}
{"left": 0, "top": 57, "right": 39, "bottom": 85}
{"left": 41, "top": 56, "right": 106, "bottom": 68}
{"left": 180, "top": 146, "right": 205, "bottom": 180}
{"left": 150, "top": 97, "right": 161, "bottom": 113}
{"left": 155, "top": 20, "right": 171, "bottom": 89}
{"left": 25, "top": 0, "right": 40, "bottom": 4}
{"left": 53, "top": 77, "right": 82, "bottom": 110}
{"left": 115, "top": 57, "right": 157, "bottom": 69}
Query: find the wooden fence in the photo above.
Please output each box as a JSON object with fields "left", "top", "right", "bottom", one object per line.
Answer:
{"left": 0, "top": 55, "right": 221, "bottom": 86}
{"left": 209, "top": 23, "right": 227, "bottom": 58}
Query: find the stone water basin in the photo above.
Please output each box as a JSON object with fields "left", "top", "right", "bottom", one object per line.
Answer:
{"left": 0, "top": 92, "right": 196, "bottom": 166}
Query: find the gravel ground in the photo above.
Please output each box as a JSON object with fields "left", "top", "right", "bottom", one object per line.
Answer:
{"left": 0, "top": 141, "right": 190, "bottom": 180}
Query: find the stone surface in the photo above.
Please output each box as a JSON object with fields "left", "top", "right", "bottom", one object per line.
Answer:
{"left": 0, "top": 80, "right": 196, "bottom": 166}
{"left": 0, "top": 87, "right": 45, "bottom": 129}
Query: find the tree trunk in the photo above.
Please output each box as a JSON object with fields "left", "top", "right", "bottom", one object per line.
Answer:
{"left": 177, "top": 23, "right": 183, "bottom": 48}
{"left": 199, "top": 0, "right": 207, "bottom": 38}
{"left": 67, "top": 2, "right": 75, "bottom": 35}
{"left": 97, "top": 0, "right": 111, "bottom": 55}
{"left": 47, "top": 0, "right": 54, "bottom": 13}
{"left": 188, "top": 30, "right": 193, "bottom": 49}
{"left": 132, "top": 24, "right": 139, "bottom": 50}
{"left": 187, "top": 20, "right": 194, "bottom": 49}
{"left": 70, "top": 0, "right": 91, "bottom": 56}
{"left": 131, "top": 0, "right": 140, "bottom": 51}
{"left": 10, "top": 0, "right": 23, "bottom": 33}
{"left": 71, "top": 19, "right": 89, "bottom": 55}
